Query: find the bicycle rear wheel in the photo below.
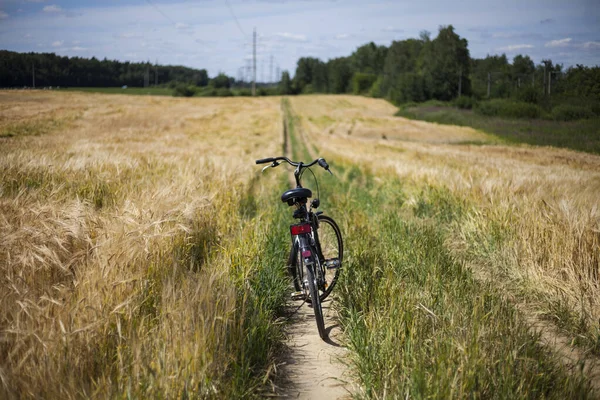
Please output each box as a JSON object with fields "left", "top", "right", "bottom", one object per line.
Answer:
{"left": 315, "top": 215, "right": 343, "bottom": 301}
{"left": 306, "top": 265, "right": 327, "bottom": 340}
{"left": 287, "top": 241, "right": 303, "bottom": 292}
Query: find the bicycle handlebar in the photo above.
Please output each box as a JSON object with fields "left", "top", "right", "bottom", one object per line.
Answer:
{"left": 255, "top": 157, "right": 276, "bottom": 164}
{"left": 255, "top": 156, "right": 329, "bottom": 171}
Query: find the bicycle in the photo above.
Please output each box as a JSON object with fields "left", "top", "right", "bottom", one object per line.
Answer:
{"left": 255, "top": 156, "right": 343, "bottom": 340}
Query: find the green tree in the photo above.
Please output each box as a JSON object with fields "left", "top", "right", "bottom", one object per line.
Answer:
{"left": 471, "top": 54, "right": 511, "bottom": 98}
{"left": 512, "top": 55, "right": 535, "bottom": 77}
{"left": 419, "top": 25, "right": 471, "bottom": 100}
{"left": 294, "top": 57, "right": 317, "bottom": 92}
{"left": 351, "top": 42, "right": 388, "bottom": 74}
{"left": 381, "top": 38, "right": 424, "bottom": 101}
{"left": 326, "top": 57, "right": 352, "bottom": 93}
{"left": 279, "top": 70, "right": 293, "bottom": 95}
{"left": 211, "top": 73, "right": 231, "bottom": 89}
{"left": 193, "top": 69, "right": 209, "bottom": 86}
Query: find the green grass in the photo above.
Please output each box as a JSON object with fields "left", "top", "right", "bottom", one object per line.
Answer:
{"left": 283, "top": 101, "right": 595, "bottom": 399}
{"left": 63, "top": 87, "right": 174, "bottom": 96}
{"left": 396, "top": 104, "right": 600, "bottom": 155}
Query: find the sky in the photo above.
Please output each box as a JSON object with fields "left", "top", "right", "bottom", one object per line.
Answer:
{"left": 1, "top": 0, "right": 599, "bottom": 80}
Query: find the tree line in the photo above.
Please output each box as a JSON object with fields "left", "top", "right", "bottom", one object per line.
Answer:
{"left": 279, "top": 25, "right": 600, "bottom": 104}
{"left": 0, "top": 50, "right": 212, "bottom": 88}
{"left": 2, "top": 26, "right": 599, "bottom": 104}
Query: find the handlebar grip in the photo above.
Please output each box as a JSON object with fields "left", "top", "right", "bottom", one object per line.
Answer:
{"left": 256, "top": 157, "right": 275, "bottom": 165}
{"left": 318, "top": 158, "right": 330, "bottom": 170}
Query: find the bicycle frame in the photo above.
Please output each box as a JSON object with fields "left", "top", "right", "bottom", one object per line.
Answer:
{"left": 289, "top": 204, "right": 326, "bottom": 294}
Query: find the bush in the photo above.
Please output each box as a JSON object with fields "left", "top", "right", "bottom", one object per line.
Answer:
{"left": 172, "top": 84, "right": 197, "bottom": 97}
{"left": 551, "top": 104, "right": 594, "bottom": 121}
{"left": 216, "top": 88, "right": 233, "bottom": 97}
{"left": 301, "top": 84, "right": 314, "bottom": 94}
{"left": 369, "top": 76, "right": 384, "bottom": 98}
{"left": 454, "top": 96, "right": 476, "bottom": 109}
{"left": 196, "top": 88, "right": 217, "bottom": 97}
{"left": 352, "top": 73, "right": 378, "bottom": 95}
{"left": 475, "top": 99, "right": 542, "bottom": 119}
{"left": 236, "top": 89, "right": 252, "bottom": 97}
{"left": 514, "top": 87, "right": 539, "bottom": 104}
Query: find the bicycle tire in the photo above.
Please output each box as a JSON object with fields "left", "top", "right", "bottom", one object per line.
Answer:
{"left": 315, "top": 215, "right": 343, "bottom": 301}
{"left": 306, "top": 264, "right": 327, "bottom": 340}
{"left": 287, "top": 241, "right": 303, "bottom": 292}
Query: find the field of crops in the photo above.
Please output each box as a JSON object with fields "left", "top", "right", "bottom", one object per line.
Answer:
{"left": 0, "top": 91, "right": 291, "bottom": 398}
{"left": 1, "top": 91, "right": 599, "bottom": 398}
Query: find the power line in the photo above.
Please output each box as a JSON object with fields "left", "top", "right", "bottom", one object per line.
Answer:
{"left": 224, "top": 0, "right": 247, "bottom": 38}
{"left": 144, "top": 0, "right": 214, "bottom": 48}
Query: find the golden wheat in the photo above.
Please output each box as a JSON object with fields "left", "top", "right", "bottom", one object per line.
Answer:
{"left": 0, "top": 90, "right": 282, "bottom": 398}
{"left": 290, "top": 95, "right": 600, "bottom": 346}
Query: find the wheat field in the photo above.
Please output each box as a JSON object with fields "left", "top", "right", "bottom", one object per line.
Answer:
{"left": 0, "top": 91, "right": 285, "bottom": 398}
{"left": 291, "top": 95, "right": 600, "bottom": 352}
{"left": 2, "top": 91, "right": 599, "bottom": 398}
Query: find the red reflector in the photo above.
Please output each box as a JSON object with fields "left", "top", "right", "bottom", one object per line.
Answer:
{"left": 302, "top": 250, "right": 312, "bottom": 258}
{"left": 290, "top": 223, "right": 312, "bottom": 235}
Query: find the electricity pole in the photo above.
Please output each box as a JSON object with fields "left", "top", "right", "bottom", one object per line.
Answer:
{"left": 252, "top": 27, "right": 256, "bottom": 96}
{"left": 246, "top": 59, "right": 251, "bottom": 84}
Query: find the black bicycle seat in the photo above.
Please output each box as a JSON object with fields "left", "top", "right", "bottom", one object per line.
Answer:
{"left": 281, "top": 188, "right": 312, "bottom": 205}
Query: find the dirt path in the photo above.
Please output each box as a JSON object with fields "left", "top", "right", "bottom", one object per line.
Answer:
{"left": 278, "top": 299, "right": 353, "bottom": 399}
{"left": 276, "top": 99, "right": 354, "bottom": 399}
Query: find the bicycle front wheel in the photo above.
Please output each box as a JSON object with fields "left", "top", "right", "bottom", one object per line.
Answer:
{"left": 306, "top": 265, "right": 327, "bottom": 340}
{"left": 316, "top": 215, "right": 343, "bottom": 301}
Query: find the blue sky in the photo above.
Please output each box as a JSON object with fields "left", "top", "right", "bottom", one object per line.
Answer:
{"left": 1, "top": 0, "right": 599, "bottom": 80}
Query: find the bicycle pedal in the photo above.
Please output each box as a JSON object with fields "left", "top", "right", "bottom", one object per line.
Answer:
{"left": 290, "top": 291, "right": 305, "bottom": 300}
{"left": 325, "top": 258, "right": 341, "bottom": 269}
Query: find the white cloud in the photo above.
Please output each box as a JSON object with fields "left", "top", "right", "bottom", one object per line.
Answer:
{"left": 275, "top": 32, "right": 307, "bottom": 42}
{"left": 582, "top": 41, "right": 600, "bottom": 50}
{"left": 382, "top": 26, "right": 403, "bottom": 33}
{"left": 71, "top": 46, "right": 87, "bottom": 51}
{"left": 545, "top": 38, "right": 572, "bottom": 47}
{"left": 497, "top": 44, "right": 534, "bottom": 52}
{"left": 43, "top": 5, "right": 62, "bottom": 13}
{"left": 175, "top": 22, "right": 189, "bottom": 30}
{"left": 335, "top": 33, "right": 350, "bottom": 40}
{"left": 0, "top": 11, "right": 8, "bottom": 19}
{"left": 51, "top": 40, "right": 63, "bottom": 47}
{"left": 24, "top": 34, "right": 33, "bottom": 38}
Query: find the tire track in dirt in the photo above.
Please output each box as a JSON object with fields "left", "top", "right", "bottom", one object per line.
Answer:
{"left": 276, "top": 98, "right": 353, "bottom": 399}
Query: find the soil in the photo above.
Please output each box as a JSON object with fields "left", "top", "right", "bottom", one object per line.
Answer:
{"left": 277, "top": 299, "right": 354, "bottom": 399}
